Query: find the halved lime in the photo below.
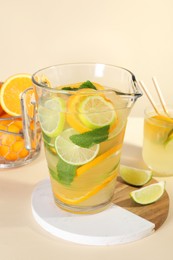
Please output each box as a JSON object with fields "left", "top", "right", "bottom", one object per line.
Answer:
{"left": 120, "top": 165, "right": 152, "bottom": 186}
{"left": 78, "top": 95, "right": 117, "bottom": 129}
{"left": 55, "top": 128, "right": 99, "bottom": 165}
{"left": 130, "top": 181, "right": 165, "bottom": 205}
{"left": 38, "top": 97, "right": 65, "bottom": 137}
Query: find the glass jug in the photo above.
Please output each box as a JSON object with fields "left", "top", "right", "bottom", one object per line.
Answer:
{"left": 32, "top": 63, "right": 142, "bottom": 213}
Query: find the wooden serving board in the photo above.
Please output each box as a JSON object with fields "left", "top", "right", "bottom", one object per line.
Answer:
{"left": 112, "top": 176, "right": 169, "bottom": 230}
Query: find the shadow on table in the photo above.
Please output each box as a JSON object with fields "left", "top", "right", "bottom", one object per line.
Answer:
{"left": 0, "top": 152, "right": 48, "bottom": 229}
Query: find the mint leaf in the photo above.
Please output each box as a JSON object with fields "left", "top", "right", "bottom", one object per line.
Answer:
{"left": 62, "top": 86, "right": 77, "bottom": 91}
{"left": 49, "top": 158, "right": 77, "bottom": 185}
{"left": 79, "top": 80, "right": 96, "bottom": 90}
{"left": 49, "top": 168, "right": 59, "bottom": 181}
{"left": 70, "top": 125, "right": 110, "bottom": 148}
{"left": 61, "top": 80, "right": 96, "bottom": 91}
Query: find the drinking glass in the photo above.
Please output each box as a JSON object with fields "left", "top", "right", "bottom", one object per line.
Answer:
{"left": 143, "top": 106, "right": 173, "bottom": 176}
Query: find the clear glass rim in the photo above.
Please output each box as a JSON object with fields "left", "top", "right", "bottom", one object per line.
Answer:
{"left": 144, "top": 105, "right": 173, "bottom": 126}
{"left": 32, "top": 63, "right": 142, "bottom": 98}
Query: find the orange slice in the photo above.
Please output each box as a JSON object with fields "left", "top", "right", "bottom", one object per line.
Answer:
{"left": 0, "top": 82, "right": 5, "bottom": 116}
{"left": 51, "top": 144, "right": 121, "bottom": 205}
{"left": 0, "top": 106, "right": 4, "bottom": 116}
{"left": 66, "top": 88, "right": 117, "bottom": 133}
{"left": 52, "top": 171, "right": 117, "bottom": 205}
{"left": 0, "top": 74, "right": 34, "bottom": 117}
{"left": 77, "top": 144, "right": 121, "bottom": 176}
{"left": 66, "top": 92, "right": 91, "bottom": 133}
{"left": 64, "top": 81, "right": 105, "bottom": 133}
{"left": 154, "top": 114, "right": 173, "bottom": 124}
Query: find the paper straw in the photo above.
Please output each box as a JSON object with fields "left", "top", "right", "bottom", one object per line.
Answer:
{"left": 152, "top": 77, "right": 169, "bottom": 116}
{"left": 138, "top": 80, "right": 160, "bottom": 115}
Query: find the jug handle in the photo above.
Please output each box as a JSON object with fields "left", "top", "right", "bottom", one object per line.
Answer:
{"left": 20, "top": 87, "right": 36, "bottom": 150}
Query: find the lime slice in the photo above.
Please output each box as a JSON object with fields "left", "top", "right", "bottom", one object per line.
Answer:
{"left": 78, "top": 95, "right": 117, "bottom": 129}
{"left": 130, "top": 181, "right": 165, "bottom": 205}
{"left": 165, "top": 138, "right": 173, "bottom": 150}
{"left": 165, "top": 130, "right": 173, "bottom": 149}
{"left": 55, "top": 128, "right": 99, "bottom": 165}
{"left": 120, "top": 165, "right": 152, "bottom": 186}
{"left": 42, "top": 131, "right": 56, "bottom": 147}
{"left": 38, "top": 97, "right": 65, "bottom": 137}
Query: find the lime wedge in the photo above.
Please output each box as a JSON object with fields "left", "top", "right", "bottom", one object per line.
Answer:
{"left": 38, "top": 97, "right": 65, "bottom": 137}
{"left": 79, "top": 95, "right": 117, "bottom": 129}
{"left": 120, "top": 165, "right": 152, "bottom": 186}
{"left": 130, "top": 181, "right": 165, "bottom": 205}
{"left": 55, "top": 128, "right": 99, "bottom": 165}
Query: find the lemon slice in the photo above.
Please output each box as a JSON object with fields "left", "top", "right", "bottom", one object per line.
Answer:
{"left": 52, "top": 171, "right": 117, "bottom": 205}
{"left": 120, "top": 165, "right": 152, "bottom": 186}
{"left": 130, "top": 181, "right": 165, "bottom": 205}
{"left": 79, "top": 95, "right": 117, "bottom": 129}
{"left": 38, "top": 97, "right": 65, "bottom": 137}
{"left": 55, "top": 128, "right": 99, "bottom": 165}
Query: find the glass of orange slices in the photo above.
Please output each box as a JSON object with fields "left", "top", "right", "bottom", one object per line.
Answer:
{"left": 0, "top": 75, "right": 41, "bottom": 168}
{"left": 32, "top": 64, "right": 142, "bottom": 213}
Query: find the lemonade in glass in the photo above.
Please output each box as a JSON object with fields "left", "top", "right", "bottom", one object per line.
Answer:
{"left": 143, "top": 107, "right": 173, "bottom": 176}
{"left": 32, "top": 64, "right": 142, "bottom": 213}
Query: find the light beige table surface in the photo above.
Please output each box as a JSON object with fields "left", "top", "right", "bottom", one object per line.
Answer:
{"left": 0, "top": 117, "right": 172, "bottom": 260}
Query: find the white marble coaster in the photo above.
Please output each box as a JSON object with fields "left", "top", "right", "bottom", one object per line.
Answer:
{"left": 31, "top": 179, "right": 155, "bottom": 246}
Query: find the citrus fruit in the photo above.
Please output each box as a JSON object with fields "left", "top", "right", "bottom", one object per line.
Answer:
{"left": 52, "top": 171, "right": 117, "bottom": 205}
{"left": 0, "top": 74, "right": 34, "bottom": 117}
{"left": 12, "top": 139, "right": 29, "bottom": 158}
{"left": 154, "top": 114, "right": 173, "bottom": 124}
{"left": 164, "top": 128, "right": 173, "bottom": 149}
{"left": 0, "top": 124, "right": 7, "bottom": 136}
{"left": 130, "top": 181, "right": 165, "bottom": 205}
{"left": 0, "top": 133, "right": 29, "bottom": 161}
{"left": 38, "top": 97, "right": 65, "bottom": 137}
{"left": 165, "top": 137, "right": 173, "bottom": 151}
{"left": 42, "top": 131, "right": 56, "bottom": 147}
{"left": 0, "top": 115, "right": 30, "bottom": 161}
{"left": 77, "top": 144, "right": 121, "bottom": 176}
{"left": 0, "top": 82, "right": 5, "bottom": 116}
{"left": 0, "top": 113, "right": 12, "bottom": 125}
{"left": 55, "top": 128, "right": 99, "bottom": 165}
{"left": 78, "top": 95, "right": 117, "bottom": 130}
{"left": 0, "top": 106, "right": 4, "bottom": 116}
{"left": 67, "top": 89, "right": 117, "bottom": 133}
{"left": 66, "top": 91, "right": 91, "bottom": 133}
{"left": 120, "top": 165, "right": 152, "bottom": 186}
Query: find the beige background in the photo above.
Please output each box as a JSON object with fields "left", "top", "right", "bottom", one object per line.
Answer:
{"left": 1, "top": 0, "right": 173, "bottom": 116}
{"left": 0, "top": 2, "right": 173, "bottom": 259}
